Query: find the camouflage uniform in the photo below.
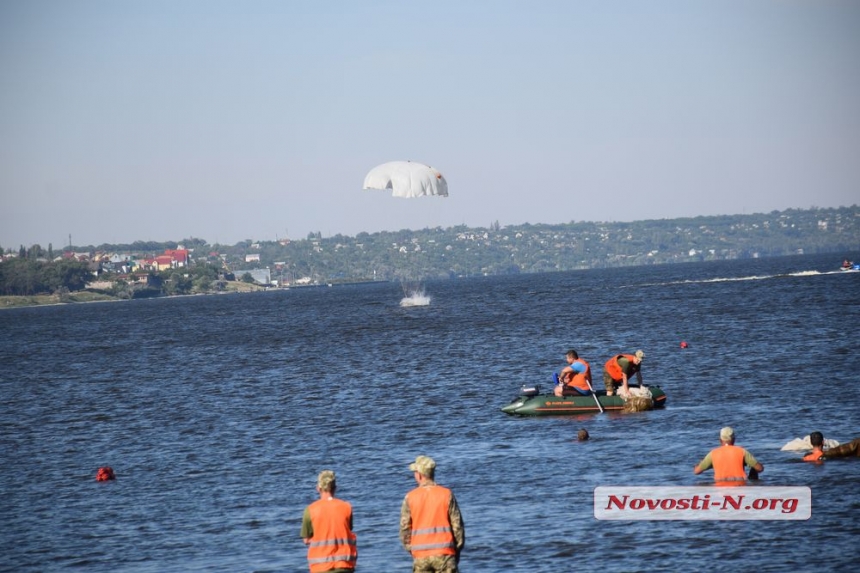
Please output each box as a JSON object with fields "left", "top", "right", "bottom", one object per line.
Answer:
{"left": 399, "top": 480, "right": 465, "bottom": 573}
{"left": 822, "top": 437, "right": 860, "bottom": 458}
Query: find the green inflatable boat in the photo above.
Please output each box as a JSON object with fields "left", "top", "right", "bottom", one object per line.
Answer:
{"left": 501, "top": 384, "right": 667, "bottom": 416}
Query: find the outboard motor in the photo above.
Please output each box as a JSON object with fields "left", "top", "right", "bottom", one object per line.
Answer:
{"left": 519, "top": 384, "right": 540, "bottom": 397}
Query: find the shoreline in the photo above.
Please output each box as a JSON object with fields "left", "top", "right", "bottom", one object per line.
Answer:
{"left": 0, "top": 279, "right": 390, "bottom": 310}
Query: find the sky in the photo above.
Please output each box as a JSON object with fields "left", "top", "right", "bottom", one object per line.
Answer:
{"left": 1, "top": 0, "right": 859, "bottom": 249}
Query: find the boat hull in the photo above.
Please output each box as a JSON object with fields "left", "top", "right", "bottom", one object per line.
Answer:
{"left": 501, "top": 384, "right": 667, "bottom": 416}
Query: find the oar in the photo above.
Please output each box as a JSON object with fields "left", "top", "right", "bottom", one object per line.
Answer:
{"left": 585, "top": 378, "right": 604, "bottom": 413}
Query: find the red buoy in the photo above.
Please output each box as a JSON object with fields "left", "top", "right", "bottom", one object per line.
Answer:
{"left": 96, "top": 467, "right": 115, "bottom": 481}
{"left": 680, "top": 341, "right": 688, "bottom": 349}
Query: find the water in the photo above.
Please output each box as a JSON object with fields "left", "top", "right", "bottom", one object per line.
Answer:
{"left": 2, "top": 253, "right": 859, "bottom": 572}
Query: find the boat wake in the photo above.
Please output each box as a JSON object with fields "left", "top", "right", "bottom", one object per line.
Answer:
{"left": 629, "top": 269, "right": 850, "bottom": 289}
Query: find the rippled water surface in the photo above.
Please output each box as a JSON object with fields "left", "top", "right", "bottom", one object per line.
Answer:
{"left": 2, "top": 253, "right": 859, "bottom": 572}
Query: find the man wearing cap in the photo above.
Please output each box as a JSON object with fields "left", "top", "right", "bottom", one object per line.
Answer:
{"left": 694, "top": 427, "right": 764, "bottom": 486}
{"left": 400, "top": 455, "right": 465, "bottom": 573}
{"left": 301, "top": 470, "right": 358, "bottom": 573}
{"left": 602, "top": 350, "right": 645, "bottom": 397}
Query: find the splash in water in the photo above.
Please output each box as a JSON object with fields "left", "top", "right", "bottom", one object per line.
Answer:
{"left": 400, "top": 287, "right": 431, "bottom": 307}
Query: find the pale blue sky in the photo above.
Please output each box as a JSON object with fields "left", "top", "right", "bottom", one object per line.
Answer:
{"left": 1, "top": 0, "right": 858, "bottom": 249}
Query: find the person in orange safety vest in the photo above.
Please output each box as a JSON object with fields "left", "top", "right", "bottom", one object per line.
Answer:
{"left": 602, "top": 350, "right": 645, "bottom": 396}
{"left": 554, "top": 349, "right": 593, "bottom": 397}
{"left": 803, "top": 431, "right": 860, "bottom": 461}
{"left": 301, "top": 470, "right": 357, "bottom": 573}
{"left": 803, "top": 431, "right": 827, "bottom": 462}
{"left": 694, "top": 427, "right": 764, "bottom": 486}
{"left": 400, "top": 455, "right": 465, "bottom": 573}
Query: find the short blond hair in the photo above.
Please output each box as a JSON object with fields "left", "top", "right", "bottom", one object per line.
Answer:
{"left": 317, "top": 470, "right": 336, "bottom": 492}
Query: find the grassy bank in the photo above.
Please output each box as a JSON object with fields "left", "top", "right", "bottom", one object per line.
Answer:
{"left": 0, "top": 291, "right": 118, "bottom": 309}
{"left": 0, "top": 281, "right": 270, "bottom": 310}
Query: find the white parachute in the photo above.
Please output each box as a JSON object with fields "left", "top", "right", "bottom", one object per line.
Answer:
{"left": 780, "top": 435, "right": 840, "bottom": 451}
{"left": 362, "top": 161, "right": 448, "bottom": 198}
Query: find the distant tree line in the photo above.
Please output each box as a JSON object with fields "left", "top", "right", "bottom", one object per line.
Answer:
{"left": 2, "top": 206, "right": 858, "bottom": 295}
{"left": 0, "top": 259, "right": 91, "bottom": 296}
{"left": 0, "top": 258, "right": 225, "bottom": 298}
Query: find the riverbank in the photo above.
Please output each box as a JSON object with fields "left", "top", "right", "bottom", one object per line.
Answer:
{"left": 0, "top": 281, "right": 268, "bottom": 310}
{"left": 0, "top": 278, "right": 391, "bottom": 310}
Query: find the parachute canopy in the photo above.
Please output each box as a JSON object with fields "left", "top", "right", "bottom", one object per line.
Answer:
{"left": 362, "top": 161, "right": 448, "bottom": 198}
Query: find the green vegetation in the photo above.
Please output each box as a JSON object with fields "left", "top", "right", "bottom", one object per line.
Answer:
{"left": 2, "top": 206, "right": 858, "bottom": 306}
{"left": 0, "top": 258, "right": 92, "bottom": 296}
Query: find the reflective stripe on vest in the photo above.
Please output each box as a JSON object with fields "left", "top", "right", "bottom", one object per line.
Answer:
{"left": 406, "top": 485, "right": 456, "bottom": 558}
{"left": 710, "top": 444, "right": 747, "bottom": 482}
{"left": 604, "top": 354, "right": 635, "bottom": 381}
{"left": 307, "top": 498, "right": 357, "bottom": 572}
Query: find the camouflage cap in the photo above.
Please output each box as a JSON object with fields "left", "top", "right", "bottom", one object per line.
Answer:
{"left": 409, "top": 455, "right": 436, "bottom": 478}
{"left": 317, "top": 470, "right": 336, "bottom": 491}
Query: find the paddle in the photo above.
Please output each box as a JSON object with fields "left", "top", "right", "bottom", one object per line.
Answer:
{"left": 585, "top": 378, "right": 604, "bottom": 413}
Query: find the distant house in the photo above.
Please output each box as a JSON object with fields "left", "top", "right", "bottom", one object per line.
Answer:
{"left": 63, "top": 251, "right": 92, "bottom": 261}
{"left": 138, "top": 249, "right": 190, "bottom": 271}
{"left": 164, "top": 249, "right": 189, "bottom": 267}
{"left": 245, "top": 253, "right": 261, "bottom": 263}
{"left": 101, "top": 254, "right": 133, "bottom": 274}
{"left": 154, "top": 255, "right": 174, "bottom": 271}
{"left": 242, "top": 268, "right": 271, "bottom": 285}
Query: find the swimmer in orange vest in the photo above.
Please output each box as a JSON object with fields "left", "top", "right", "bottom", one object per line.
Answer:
{"left": 803, "top": 432, "right": 826, "bottom": 462}
{"left": 694, "top": 427, "right": 764, "bottom": 486}
{"left": 803, "top": 431, "right": 860, "bottom": 461}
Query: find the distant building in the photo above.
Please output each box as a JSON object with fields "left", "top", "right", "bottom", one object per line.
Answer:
{"left": 242, "top": 268, "right": 271, "bottom": 285}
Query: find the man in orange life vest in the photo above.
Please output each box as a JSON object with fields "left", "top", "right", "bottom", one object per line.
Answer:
{"left": 602, "top": 349, "right": 645, "bottom": 396}
{"left": 301, "top": 470, "right": 358, "bottom": 573}
{"left": 803, "top": 431, "right": 827, "bottom": 462}
{"left": 694, "top": 427, "right": 764, "bottom": 486}
{"left": 400, "top": 455, "right": 465, "bottom": 573}
{"left": 553, "top": 349, "right": 593, "bottom": 397}
{"left": 803, "top": 431, "right": 860, "bottom": 461}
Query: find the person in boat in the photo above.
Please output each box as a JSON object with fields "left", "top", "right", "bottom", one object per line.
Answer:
{"left": 602, "top": 350, "right": 645, "bottom": 397}
{"left": 301, "top": 470, "right": 358, "bottom": 573}
{"left": 553, "top": 349, "right": 593, "bottom": 396}
{"left": 400, "top": 455, "right": 465, "bottom": 573}
{"left": 842, "top": 259, "right": 853, "bottom": 270}
{"left": 694, "top": 426, "right": 764, "bottom": 485}
{"left": 803, "top": 432, "right": 860, "bottom": 461}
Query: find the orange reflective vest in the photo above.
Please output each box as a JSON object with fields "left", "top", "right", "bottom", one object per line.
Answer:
{"left": 406, "top": 485, "right": 457, "bottom": 559}
{"left": 604, "top": 354, "right": 637, "bottom": 381}
{"left": 306, "top": 498, "right": 358, "bottom": 572}
{"left": 565, "top": 358, "right": 592, "bottom": 392}
{"left": 710, "top": 445, "right": 748, "bottom": 484}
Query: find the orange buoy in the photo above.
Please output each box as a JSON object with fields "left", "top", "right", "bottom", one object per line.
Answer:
{"left": 680, "top": 341, "right": 688, "bottom": 349}
{"left": 96, "top": 467, "right": 115, "bottom": 481}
